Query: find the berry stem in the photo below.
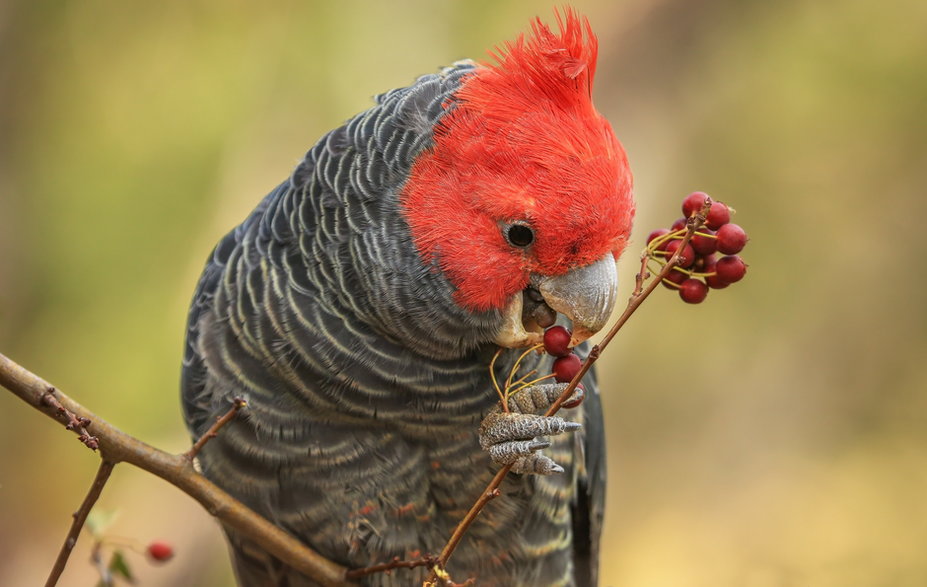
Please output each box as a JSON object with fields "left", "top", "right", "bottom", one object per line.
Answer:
{"left": 345, "top": 553, "right": 441, "bottom": 580}
{"left": 507, "top": 368, "right": 538, "bottom": 390}
{"left": 504, "top": 344, "right": 542, "bottom": 393}
{"left": 488, "top": 348, "right": 506, "bottom": 408}
{"left": 647, "top": 228, "right": 685, "bottom": 251}
{"left": 509, "top": 372, "right": 557, "bottom": 394}
{"left": 184, "top": 396, "right": 247, "bottom": 461}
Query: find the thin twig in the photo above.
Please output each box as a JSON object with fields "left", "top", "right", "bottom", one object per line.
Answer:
{"left": 0, "top": 352, "right": 354, "bottom": 587}
{"left": 45, "top": 460, "right": 115, "bottom": 587}
{"left": 345, "top": 554, "right": 438, "bottom": 580}
{"left": 429, "top": 200, "right": 712, "bottom": 580}
{"left": 184, "top": 397, "right": 247, "bottom": 461}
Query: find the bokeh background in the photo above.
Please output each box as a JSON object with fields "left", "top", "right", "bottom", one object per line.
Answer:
{"left": 1, "top": 0, "right": 925, "bottom": 585}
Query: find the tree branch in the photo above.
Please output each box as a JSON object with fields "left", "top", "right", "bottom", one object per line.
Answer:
{"left": 0, "top": 351, "right": 354, "bottom": 587}
{"left": 345, "top": 553, "right": 439, "bottom": 581}
{"left": 45, "top": 459, "right": 114, "bottom": 587}
{"left": 184, "top": 397, "right": 247, "bottom": 461}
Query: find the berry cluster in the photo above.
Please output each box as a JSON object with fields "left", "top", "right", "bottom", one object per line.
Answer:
{"left": 491, "top": 325, "right": 588, "bottom": 410}
{"left": 646, "top": 191, "right": 749, "bottom": 304}
{"left": 543, "top": 326, "right": 585, "bottom": 408}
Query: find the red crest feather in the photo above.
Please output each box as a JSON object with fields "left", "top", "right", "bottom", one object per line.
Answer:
{"left": 402, "top": 8, "right": 635, "bottom": 311}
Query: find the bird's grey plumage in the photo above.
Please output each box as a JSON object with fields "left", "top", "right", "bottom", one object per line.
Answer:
{"left": 181, "top": 61, "right": 605, "bottom": 586}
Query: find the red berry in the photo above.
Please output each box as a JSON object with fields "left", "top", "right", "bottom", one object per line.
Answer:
{"left": 664, "top": 239, "right": 696, "bottom": 268}
{"left": 543, "top": 326, "right": 572, "bottom": 357}
{"left": 646, "top": 228, "right": 670, "bottom": 246}
{"left": 679, "top": 278, "right": 708, "bottom": 303}
{"left": 561, "top": 383, "right": 586, "bottom": 409}
{"left": 706, "top": 274, "right": 729, "bottom": 289}
{"left": 682, "top": 191, "right": 710, "bottom": 218}
{"left": 661, "top": 267, "right": 688, "bottom": 289}
{"left": 702, "top": 256, "right": 729, "bottom": 289}
{"left": 715, "top": 255, "right": 747, "bottom": 283}
{"left": 147, "top": 541, "right": 174, "bottom": 562}
{"left": 716, "top": 223, "right": 747, "bottom": 254}
{"left": 706, "top": 201, "right": 731, "bottom": 230}
{"left": 671, "top": 217, "right": 687, "bottom": 232}
{"left": 690, "top": 228, "right": 717, "bottom": 256}
{"left": 693, "top": 252, "right": 717, "bottom": 272}
{"left": 552, "top": 353, "right": 582, "bottom": 383}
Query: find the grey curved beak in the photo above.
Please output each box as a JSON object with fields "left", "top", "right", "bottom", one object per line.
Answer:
{"left": 531, "top": 254, "right": 619, "bottom": 346}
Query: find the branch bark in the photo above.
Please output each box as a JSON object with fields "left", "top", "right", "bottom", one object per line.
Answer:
{"left": 0, "top": 351, "right": 354, "bottom": 587}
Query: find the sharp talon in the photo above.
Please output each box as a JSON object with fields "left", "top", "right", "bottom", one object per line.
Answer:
{"left": 480, "top": 413, "right": 581, "bottom": 449}
{"left": 510, "top": 453, "right": 564, "bottom": 475}
{"left": 488, "top": 438, "right": 553, "bottom": 465}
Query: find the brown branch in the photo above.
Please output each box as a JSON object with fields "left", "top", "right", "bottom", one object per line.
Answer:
{"left": 0, "top": 351, "right": 355, "bottom": 587}
{"left": 345, "top": 553, "right": 439, "bottom": 580}
{"left": 184, "top": 397, "right": 247, "bottom": 461}
{"left": 430, "top": 201, "right": 712, "bottom": 580}
{"left": 45, "top": 460, "right": 115, "bottom": 587}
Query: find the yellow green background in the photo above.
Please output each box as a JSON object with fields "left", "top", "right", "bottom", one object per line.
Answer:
{"left": 1, "top": 1, "right": 925, "bottom": 585}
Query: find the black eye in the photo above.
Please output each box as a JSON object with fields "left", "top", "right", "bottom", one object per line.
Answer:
{"left": 505, "top": 223, "right": 534, "bottom": 248}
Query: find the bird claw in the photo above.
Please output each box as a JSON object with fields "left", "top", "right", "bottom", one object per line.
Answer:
{"left": 511, "top": 453, "right": 563, "bottom": 475}
{"left": 479, "top": 383, "right": 583, "bottom": 475}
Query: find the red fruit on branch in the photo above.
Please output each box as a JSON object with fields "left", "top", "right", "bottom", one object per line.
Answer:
{"left": 702, "top": 256, "right": 730, "bottom": 289}
{"left": 679, "top": 278, "right": 708, "bottom": 304}
{"left": 551, "top": 353, "right": 582, "bottom": 383}
{"left": 690, "top": 228, "right": 717, "bottom": 256}
{"left": 646, "top": 228, "right": 670, "bottom": 245}
{"left": 543, "top": 326, "right": 573, "bottom": 357}
{"left": 682, "top": 191, "right": 710, "bottom": 218}
{"left": 715, "top": 255, "right": 747, "bottom": 283}
{"left": 648, "top": 190, "right": 747, "bottom": 303}
{"left": 147, "top": 541, "right": 174, "bottom": 563}
{"left": 661, "top": 267, "right": 688, "bottom": 289}
{"left": 716, "top": 223, "right": 747, "bottom": 254}
{"left": 561, "top": 383, "right": 586, "bottom": 409}
{"left": 705, "top": 201, "right": 731, "bottom": 230}
{"left": 664, "top": 239, "right": 696, "bottom": 268}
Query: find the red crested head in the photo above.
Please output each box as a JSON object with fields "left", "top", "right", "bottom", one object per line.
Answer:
{"left": 401, "top": 8, "right": 634, "bottom": 312}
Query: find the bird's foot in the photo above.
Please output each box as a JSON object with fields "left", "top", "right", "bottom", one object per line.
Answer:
{"left": 479, "top": 383, "right": 583, "bottom": 475}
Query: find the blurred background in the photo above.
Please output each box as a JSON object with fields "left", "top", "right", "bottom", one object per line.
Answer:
{"left": 1, "top": 0, "right": 924, "bottom": 585}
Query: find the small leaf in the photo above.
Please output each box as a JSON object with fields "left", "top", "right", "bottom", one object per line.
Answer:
{"left": 109, "top": 549, "right": 136, "bottom": 582}
{"left": 86, "top": 509, "right": 120, "bottom": 538}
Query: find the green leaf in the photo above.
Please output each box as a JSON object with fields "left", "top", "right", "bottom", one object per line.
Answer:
{"left": 109, "top": 549, "right": 135, "bottom": 582}
{"left": 86, "top": 509, "right": 120, "bottom": 538}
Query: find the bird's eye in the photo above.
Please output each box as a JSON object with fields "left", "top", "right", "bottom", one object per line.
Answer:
{"left": 505, "top": 222, "right": 535, "bottom": 248}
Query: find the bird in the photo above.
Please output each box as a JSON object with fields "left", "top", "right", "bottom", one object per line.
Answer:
{"left": 180, "top": 8, "right": 634, "bottom": 586}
